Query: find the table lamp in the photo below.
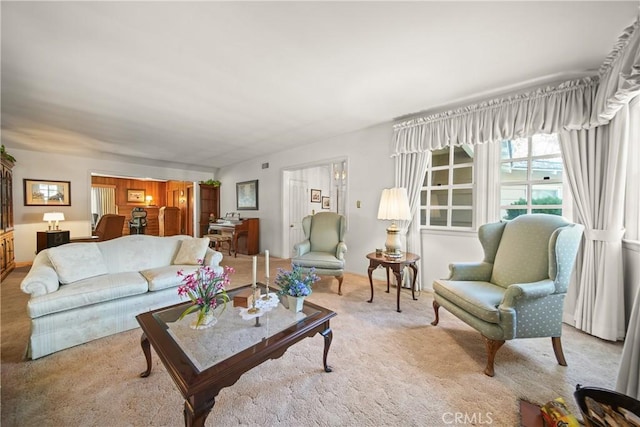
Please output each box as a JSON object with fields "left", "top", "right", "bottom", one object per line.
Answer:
{"left": 377, "top": 188, "right": 411, "bottom": 258}
{"left": 43, "top": 212, "right": 65, "bottom": 230}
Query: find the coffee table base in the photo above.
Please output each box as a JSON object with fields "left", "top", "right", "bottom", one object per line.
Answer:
{"left": 139, "top": 324, "right": 334, "bottom": 427}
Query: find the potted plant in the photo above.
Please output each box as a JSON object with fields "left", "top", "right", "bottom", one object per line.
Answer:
{"left": 177, "top": 264, "right": 234, "bottom": 329}
{"left": 274, "top": 264, "right": 320, "bottom": 313}
{"left": 200, "top": 179, "right": 221, "bottom": 187}
{"left": 1, "top": 145, "right": 16, "bottom": 164}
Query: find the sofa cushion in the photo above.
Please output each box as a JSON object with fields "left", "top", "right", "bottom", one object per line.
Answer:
{"left": 27, "top": 272, "right": 148, "bottom": 318}
{"left": 432, "top": 279, "right": 505, "bottom": 324}
{"left": 173, "top": 237, "right": 209, "bottom": 265}
{"left": 293, "top": 252, "right": 344, "bottom": 270}
{"left": 141, "top": 265, "right": 200, "bottom": 292}
{"left": 47, "top": 243, "right": 109, "bottom": 285}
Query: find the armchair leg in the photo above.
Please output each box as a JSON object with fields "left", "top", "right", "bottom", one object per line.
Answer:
{"left": 482, "top": 336, "right": 505, "bottom": 377}
{"left": 336, "top": 275, "right": 344, "bottom": 296}
{"left": 552, "top": 337, "right": 567, "bottom": 366}
{"left": 431, "top": 300, "right": 440, "bottom": 326}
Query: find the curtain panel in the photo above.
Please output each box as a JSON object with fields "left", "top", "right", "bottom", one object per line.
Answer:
{"left": 393, "top": 150, "right": 431, "bottom": 290}
{"left": 559, "top": 102, "right": 631, "bottom": 341}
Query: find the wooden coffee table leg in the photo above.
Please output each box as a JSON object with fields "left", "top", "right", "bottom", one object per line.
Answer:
{"left": 139, "top": 332, "right": 153, "bottom": 378}
{"left": 184, "top": 396, "right": 215, "bottom": 427}
{"left": 321, "top": 327, "right": 333, "bottom": 373}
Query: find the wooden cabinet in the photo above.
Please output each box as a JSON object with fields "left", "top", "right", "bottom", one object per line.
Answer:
{"left": 159, "top": 206, "right": 181, "bottom": 236}
{"left": 199, "top": 185, "right": 220, "bottom": 237}
{"left": 37, "top": 231, "right": 70, "bottom": 254}
{"left": 1, "top": 157, "right": 15, "bottom": 280}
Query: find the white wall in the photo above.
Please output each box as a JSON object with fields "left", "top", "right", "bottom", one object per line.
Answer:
{"left": 218, "top": 122, "right": 397, "bottom": 275}
{"left": 216, "top": 122, "right": 485, "bottom": 282}
{"left": 10, "top": 148, "right": 214, "bottom": 262}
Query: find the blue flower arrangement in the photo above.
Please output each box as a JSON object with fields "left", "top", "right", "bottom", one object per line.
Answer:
{"left": 274, "top": 264, "right": 319, "bottom": 297}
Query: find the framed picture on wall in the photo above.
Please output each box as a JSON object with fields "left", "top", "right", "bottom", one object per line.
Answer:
{"left": 322, "top": 196, "right": 330, "bottom": 209}
{"left": 310, "top": 189, "right": 321, "bottom": 203}
{"left": 127, "top": 189, "right": 146, "bottom": 203}
{"left": 236, "top": 179, "right": 259, "bottom": 210}
{"left": 23, "top": 179, "right": 71, "bottom": 206}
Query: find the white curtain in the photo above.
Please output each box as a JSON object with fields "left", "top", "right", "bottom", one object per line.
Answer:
{"left": 393, "top": 78, "right": 599, "bottom": 152}
{"left": 393, "top": 150, "right": 431, "bottom": 290}
{"left": 617, "top": 284, "right": 640, "bottom": 399}
{"left": 616, "top": 96, "right": 640, "bottom": 398}
{"left": 559, "top": 100, "right": 632, "bottom": 341}
{"left": 91, "top": 186, "right": 116, "bottom": 219}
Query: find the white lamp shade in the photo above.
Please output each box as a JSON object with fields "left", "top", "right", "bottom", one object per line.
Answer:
{"left": 43, "top": 212, "right": 65, "bottom": 222}
{"left": 377, "top": 188, "right": 411, "bottom": 221}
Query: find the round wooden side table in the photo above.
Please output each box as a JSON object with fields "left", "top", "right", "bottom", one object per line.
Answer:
{"left": 366, "top": 252, "right": 420, "bottom": 313}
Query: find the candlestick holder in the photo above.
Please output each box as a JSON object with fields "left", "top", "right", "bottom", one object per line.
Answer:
{"left": 262, "top": 276, "right": 271, "bottom": 300}
{"left": 247, "top": 282, "right": 261, "bottom": 315}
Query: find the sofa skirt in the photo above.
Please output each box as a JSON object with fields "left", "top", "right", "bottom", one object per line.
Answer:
{"left": 27, "top": 288, "right": 184, "bottom": 359}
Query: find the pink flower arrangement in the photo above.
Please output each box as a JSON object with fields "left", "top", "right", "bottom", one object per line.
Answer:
{"left": 177, "top": 263, "right": 234, "bottom": 327}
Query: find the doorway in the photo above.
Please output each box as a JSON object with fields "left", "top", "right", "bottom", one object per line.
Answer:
{"left": 282, "top": 157, "right": 348, "bottom": 258}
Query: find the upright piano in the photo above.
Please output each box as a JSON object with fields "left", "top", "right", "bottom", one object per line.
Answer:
{"left": 207, "top": 217, "right": 259, "bottom": 256}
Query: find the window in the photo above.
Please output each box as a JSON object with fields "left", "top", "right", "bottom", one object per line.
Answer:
{"left": 420, "top": 144, "right": 474, "bottom": 229}
{"left": 500, "top": 134, "right": 563, "bottom": 220}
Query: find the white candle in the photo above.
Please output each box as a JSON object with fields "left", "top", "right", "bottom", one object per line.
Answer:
{"left": 265, "top": 250, "right": 269, "bottom": 278}
{"left": 252, "top": 256, "right": 257, "bottom": 286}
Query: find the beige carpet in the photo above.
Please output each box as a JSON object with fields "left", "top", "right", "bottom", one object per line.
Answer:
{"left": 1, "top": 255, "right": 623, "bottom": 426}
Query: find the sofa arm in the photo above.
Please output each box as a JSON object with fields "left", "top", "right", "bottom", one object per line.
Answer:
{"left": 448, "top": 262, "right": 493, "bottom": 281}
{"left": 21, "top": 252, "right": 60, "bottom": 297}
{"left": 336, "top": 242, "right": 347, "bottom": 260}
{"left": 203, "top": 248, "right": 223, "bottom": 268}
{"left": 293, "top": 240, "right": 311, "bottom": 257}
{"left": 501, "top": 279, "right": 556, "bottom": 308}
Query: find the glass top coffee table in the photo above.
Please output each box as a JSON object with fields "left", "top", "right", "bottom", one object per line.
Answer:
{"left": 136, "top": 283, "right": 336, "bottom": 427}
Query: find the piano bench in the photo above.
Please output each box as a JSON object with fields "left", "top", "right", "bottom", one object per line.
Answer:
{"left": 204, "top": 234, "right": 232, "bottom": 256}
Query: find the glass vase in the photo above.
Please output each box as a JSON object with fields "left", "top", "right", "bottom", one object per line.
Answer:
{"left": 189, "top": 308, "right": 217, "bottom": 330}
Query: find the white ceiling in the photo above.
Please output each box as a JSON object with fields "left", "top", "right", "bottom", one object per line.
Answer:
{"left": 2, "top": 1, "right": 638, "bottom": 171}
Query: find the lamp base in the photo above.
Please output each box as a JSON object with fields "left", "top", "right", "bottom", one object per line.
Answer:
{"left": 384, "top": 225, "right": 403, "bottom": 259}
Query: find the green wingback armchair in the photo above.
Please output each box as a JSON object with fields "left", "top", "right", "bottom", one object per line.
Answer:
{"left": 431, "top": 214, "right": 584, "bottom": 376}
{"left": 292, "top": 212, "right": 347, "bottom": 295}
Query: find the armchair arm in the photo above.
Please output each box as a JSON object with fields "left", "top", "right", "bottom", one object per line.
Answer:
{"left": 500, "top": 279, "right": 556, "bottom": 308}
{"left": 293, "top": 240, "right": 311, "bottom": 257}
{"left": 448, "top": 262, "right": 493, "bottom": 281}
{"left": 336, "top": 242, "right": 347, "bottom": 260}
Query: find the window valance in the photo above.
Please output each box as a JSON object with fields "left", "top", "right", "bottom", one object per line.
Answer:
{"left": 393, "top": 19, "right": 640, "bottom": 154}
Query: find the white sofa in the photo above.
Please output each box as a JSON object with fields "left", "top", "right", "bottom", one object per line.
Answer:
{"left": 21, "top": 234, "right": 222, "bottom": 359}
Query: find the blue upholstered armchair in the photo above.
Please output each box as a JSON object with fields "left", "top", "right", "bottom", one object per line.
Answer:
{"left": 292, "top": 212, "right": 347, "bottom": 295}
{"left": 431, "top": 214, "right": 584, "bottom": 376}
